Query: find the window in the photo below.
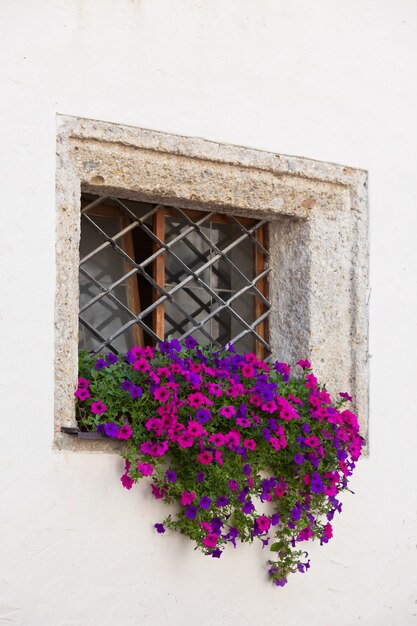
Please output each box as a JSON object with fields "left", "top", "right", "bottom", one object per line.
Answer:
{"left": 79, "top": 194, "right": 271, "bottom": 359}
{"left": 55, "top": 115, "right": 368, "bottom": 448}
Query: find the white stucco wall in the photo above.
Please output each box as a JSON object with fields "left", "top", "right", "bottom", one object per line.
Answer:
{"left": 1, "top": 1, "right": 416, "bottom": 625}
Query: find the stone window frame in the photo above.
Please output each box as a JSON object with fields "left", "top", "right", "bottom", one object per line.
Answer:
{"left": 55, "top": 114, "right": 368, "bottom": 452}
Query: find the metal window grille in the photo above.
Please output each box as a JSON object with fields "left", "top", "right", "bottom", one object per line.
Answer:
{"left": 79, "top": 194, "right": 271, "bottom": 358}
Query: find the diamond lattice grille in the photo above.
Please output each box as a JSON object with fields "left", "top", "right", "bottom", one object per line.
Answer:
{"left": 79, "top": 195, "right": 271, "bottom": 357}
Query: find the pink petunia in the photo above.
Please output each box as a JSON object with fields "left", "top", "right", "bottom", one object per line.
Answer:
{"left": 120, "top": 473, "right": 134, "bottom": 490}
{"left": 298, "top": 526, "right": 313, "bottom": 541}
{"left": 137, "top": 462, "right": 154, "bottom": 476}
{"left": 270, "top": 437, "right": 281, "bottom": 451}
{"left": 241, "top": 364, "right": 255, "bottom": 378}
{"left": 75, "top": 387, "right": 90, "bottom": 401}
{"left": 132, "top": 358, "right": 150, "bottom": 373}
{"left": 305, "top": 374, "right": 318, "bottom": 390}
{"left": 117, "top": 424, "right": 133, "bottom": 440}
{"left": 180, "top": 491, "right": 196, "bottom": 505}
{"left": 236, "top": 417, "right": 251, "bottom": 428}
{"left": 202, "top": 533, "right": 219, "bottom": 548}
{"left": 187, "top": 420, "right": 206, "bottom": 437}
{"left": 91, "top": 400, "right": 107, "bottom": 415}
{"left": 257, "top": 515, "right": 271, "bottom": 532}
{"left": 243, "top": 439, "right": 257, "bottom": 451}
{"left": 214, "top": 450, "right": 223, "bottom": 466}
{"left": 224, "top": 431, "right": 240, "bottom": 447}
{"left": 153, "top": 386, "right": 171, "bottom": 403}
{"left": 177, "top": 432, "right": 195, "bottom": 449}
{"left": 323, "top": 522, "right": 333, "bottom": 539}
{"left": 219, "top": 406, "right": 236, "bottom": 419}
{"left": 208, "top": 433, "right": 225, "bottom": 447}
{"left": 198, "top": 451, "right": 213, "bottom": 465}
{"left": 304, "top": 435, "right": 320, "bottom": 448}
{"left": 77, "top": 377, "right": 90, "bottom": 389}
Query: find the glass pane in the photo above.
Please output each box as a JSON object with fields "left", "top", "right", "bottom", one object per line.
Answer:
{"left": 79, "top": 214, "right": 135, "bottom": 352}
{"left": 164, "top": 216, "right": 257, "bottom": 349}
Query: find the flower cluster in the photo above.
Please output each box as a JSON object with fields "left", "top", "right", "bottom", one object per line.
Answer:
{"left": 76, "top": 339, "right": 363, "bottom": 587}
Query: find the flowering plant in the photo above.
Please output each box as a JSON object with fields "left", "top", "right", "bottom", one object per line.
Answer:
{"left": 76, "top": 339, "right": 363, "bottom": 587}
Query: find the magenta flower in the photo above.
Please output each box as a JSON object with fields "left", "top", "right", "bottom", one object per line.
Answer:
{"left": 177, "top": 432, "right": 194, "bottom": 449}
{"left": 137, "top": 462, "right": 154, "bottom": 476}
{"left": 257, "top": 515, "right": 271, "bottom": 532}
{"left": 236, "top": 417, "right": 251, "bottom": 428}
{"left": 180, "top": 491, "right": 196, "bottom": 506}
{"left": 202, "top": 533, "right": 219, "bottom": 548}
{"left": 91, "top": 400, "right": 107, "bottom": 415}
{"left": 219, "top": 406, "right": 236, "bottom": 419}
{"left": 298, "top": 526, "right": 313, "bottom": 541}
{"left": 340, "top": 391, "right": 353, "bottom": 401}
{"left": 77, "top": 377, "right": 89, "bottom": 389}
{"left": 75, "top": 387, "right": 90, "bottom": 401}
{"left": 208, "top": 432, "right": 225, "bottom": 447}
{"left": 153, "top": 386, "right": 171, "bottom": 402}
{"left": 297, "top": 359, "right": 311, "bottom": 369}
{"left": 120, "top": 473, "right": 133, "bottom": 490}
{"left": 117, "top": 424, "right": 133, "bottom": 440}
{"left": 132, "top": 358, "right": 150, "bottom": 373}
{"left": 198, "top": 451, "right": 213, "bottom": 465}
{"left": 150, "top": 484, "right": 165, "bottom": 499}
{"left": 187, "top": 420, "right": 206, "bottom": 437}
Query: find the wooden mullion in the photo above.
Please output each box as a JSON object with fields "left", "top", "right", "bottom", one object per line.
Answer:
{"left": 255, "top": 224, "right": 269, "bottom": 360}
{"left": 121, "top": 216, "right": 144, "bottom": 348}
{"left": 153, "top": 207, "right": 165, "bottom": 340}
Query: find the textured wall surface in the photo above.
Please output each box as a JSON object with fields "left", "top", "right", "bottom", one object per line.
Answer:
{"left": 0, "top": 1, "right": 416, "bottom": 625}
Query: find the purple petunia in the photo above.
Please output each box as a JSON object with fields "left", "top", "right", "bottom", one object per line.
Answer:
{"left": 294, "top": 453, "right": 304, "bottom": 465}
{"left": 165, "top": 470, "right": 177, "bottom": 483}
{"left": 262, "top": 428, "right": 271, "bottom": 441}
{"left": 243, "top": 464, "right": 252, "bottom": 475}
{"left": 95, "top": 358, "right": 108, "bottom": 370}
{"left": 196, "top": 408, "right": 211, "bottom": 423}
{"left": 197, "top": 471, "right": 205, "bottom": 483}
{"left": 199, "top": 496, "right": 212, "bottom": 509}
{"left": 216, "top": 496, "right": 229, "bottom": 507}
{"left": 210, "top": 517, "right": 223, "bottom": 533}
{"left": 185, "top": 505, "right": 197, "bottom": 520}
{"left": 121, "top": 380, "right": 133, "bottom": 391}
{"left": 154, "top": 523, "right": 165, "bottom": 534}
{"left": 211, "top": 548, "right": 222, "bottom": 558}
{"left": 291, "top": 505, "right": 302, "bottom": 521}
{"left": 185, "top": 336, "right": 197, "bottom": 349}
{"left": 104, "top": 422, "right": 119, "bottom": 438}
{"left": 106, "top": 352, "right": 118, "bottom": 364}
{"left": 311, "top": 472, "right": 324, "bottom": 494}
{"left": 271, "top": 513, "right": 280, "bottom": 526}
{"left": 242, "top": 500, "right": 255, "bottom": 515}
